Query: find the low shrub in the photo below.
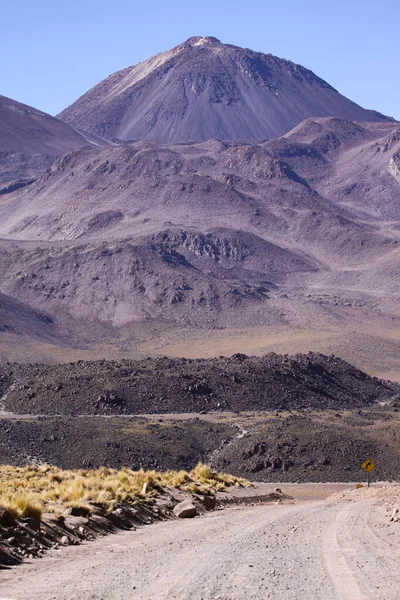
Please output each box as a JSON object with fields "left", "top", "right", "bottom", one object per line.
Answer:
{"left": 0, "top": 462, "right": 250, "bottom": 521}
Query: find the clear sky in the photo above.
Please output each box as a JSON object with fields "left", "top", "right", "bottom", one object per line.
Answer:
{"left": 1, "top": 0, "right": 399, "bottom": 119}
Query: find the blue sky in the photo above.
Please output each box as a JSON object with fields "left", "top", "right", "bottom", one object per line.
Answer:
{"left": 1, "top": 0, "right": 399, "bottom": 119}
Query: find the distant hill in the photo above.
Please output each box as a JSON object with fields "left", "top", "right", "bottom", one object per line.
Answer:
{"left": 57, "top": 36, "right": 393, "bottom": 144}
{"left": 0, "top": 94, "right": 111, "bottom": 188}
{"left": 0, "top": 117, "right": 400, "bottom": 377}
{"left": 1, "top": 352, "right": 398, "bottom": 416}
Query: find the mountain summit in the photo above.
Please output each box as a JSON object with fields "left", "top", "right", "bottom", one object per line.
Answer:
{"left": 58, "top": 37, "right": 392, "bottom": 144}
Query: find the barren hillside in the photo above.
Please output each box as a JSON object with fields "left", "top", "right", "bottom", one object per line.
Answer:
{"left": 0, "top": 94, "right": 111, "bottom": 188}
{"left": 1, "top": 352, "right": 397, "bottom": 416}
{"left": 0, "top": 117, "right": 399, "bottom": 376}
{"left": 1, "top": 353, "right": 399, "bottom": 481}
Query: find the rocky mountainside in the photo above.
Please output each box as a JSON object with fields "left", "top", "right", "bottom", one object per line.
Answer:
{"left": 57, "top": 37, "right": 392, "bottom": 144}
{"left": 0, "top": 44, "right": 399, "bottom": 376}
{"left": 0, "top": 94, "right": 111, "bottom": 188}
{"left": 2, "top": 118, "right": 398, "bottom": 242}
{"left": 0, "top": 117, "right": 399, "bottom": 376}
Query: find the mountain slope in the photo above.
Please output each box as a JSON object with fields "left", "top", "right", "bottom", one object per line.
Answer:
{"left": 0, "top": 118, "right": 399, "bottom": 377}
{"left": 0, "top": 120, "right": 398, "bottom": 261}
{"left": 0, "top": 291, "right": 73, "bottom": 363}
{"left": 0, "top": 291, "right": 55, "bottom": 338}
{"left": 0, "top": 94, "right": 111, "bottom": 188}
{"left": 57, "top": 37, "right": 392, "bottom": 144}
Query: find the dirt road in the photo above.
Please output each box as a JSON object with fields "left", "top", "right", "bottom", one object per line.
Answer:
{"left": 1, "top": 498, "right": 399, "bottom": 600}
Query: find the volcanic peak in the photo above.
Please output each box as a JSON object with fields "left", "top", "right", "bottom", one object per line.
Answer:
{"left": 57, "top": 36, "right": 392, "bottom": 145}
{"left": 183, "top": 36, "right": 222, "bottom": 47}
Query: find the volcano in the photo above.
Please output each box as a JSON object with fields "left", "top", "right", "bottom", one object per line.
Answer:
{"left": 58, "top": 36, "right": 392, "bottom": 144}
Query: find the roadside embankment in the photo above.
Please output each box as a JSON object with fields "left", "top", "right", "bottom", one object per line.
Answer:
{"left": 0, "top": 464, "right": 292, "bottom": 567}
{"left": 328, "top": 482, "right": 400, "bottom": 523}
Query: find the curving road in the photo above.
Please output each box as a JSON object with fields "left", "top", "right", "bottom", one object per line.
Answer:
{"left": 1, "top": 499, "right": 399, "bottom": 600}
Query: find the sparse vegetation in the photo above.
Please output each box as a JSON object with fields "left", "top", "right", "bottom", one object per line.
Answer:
{"left": 0, "top": 463, "right": 250, "bottom": 521}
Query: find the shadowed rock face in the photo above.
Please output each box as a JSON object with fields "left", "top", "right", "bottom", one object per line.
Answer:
{"left": 0, "top": 291, "right": 55, "bottom": 339}
{"left": 0, "top": 94, "right": 111, "bottom": 187}
{"left": 57, "top": 37, "right": 392, "bottom": 144}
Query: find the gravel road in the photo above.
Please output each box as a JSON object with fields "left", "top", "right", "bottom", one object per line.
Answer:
{"left": 1, "top": 498, "right": 399, "bottom": 600}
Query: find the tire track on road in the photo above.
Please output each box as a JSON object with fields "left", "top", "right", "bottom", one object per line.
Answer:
{"left": 322, "top": 503, "right": 366, "bottom": 600}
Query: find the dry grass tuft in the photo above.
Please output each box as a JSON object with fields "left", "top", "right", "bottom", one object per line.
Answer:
{"left": 0, "top": 463, "right": 250, "bottom": 521}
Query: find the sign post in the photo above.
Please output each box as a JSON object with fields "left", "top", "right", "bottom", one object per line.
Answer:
{"left": 361, "top": 458, "right": 376, "bottom": 487}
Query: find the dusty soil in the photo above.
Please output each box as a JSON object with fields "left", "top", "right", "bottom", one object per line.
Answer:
{"left": 1, "top": 490, "right": 399, "bottom": 599}
{"left": 329, "top": 482, "right": 400, "bottom": 509}
{"left": 2, "top": 483, "right": 283, "bottom": 568}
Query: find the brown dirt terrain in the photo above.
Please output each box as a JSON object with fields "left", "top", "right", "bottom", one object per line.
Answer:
{"left": 138, "top": 323, "right": 400, "bottom": 383}
{"left": 0, "top": 416, "right": 232, "bottom": 472}
{"left": 1, "top": 409, "right": 399, "bottom": 482}
{"left": 212, "top": 408, "right": 400, "bottom": 482}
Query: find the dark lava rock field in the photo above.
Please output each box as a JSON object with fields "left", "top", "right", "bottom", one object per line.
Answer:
{"left": 1, "top": 352, "right": 399, "bottom": 482}
{"left": 0, "top": 352, "right": 397, "bottom": 416}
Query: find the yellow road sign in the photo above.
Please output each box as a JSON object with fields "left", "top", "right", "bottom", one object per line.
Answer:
{"left": 362, "top": 459, "right": 375, "bottom": 472}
